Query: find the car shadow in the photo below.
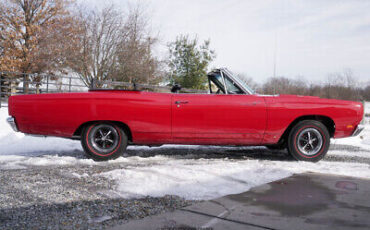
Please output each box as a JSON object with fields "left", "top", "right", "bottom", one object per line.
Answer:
{"left": 20, "top": 149, "right": 87, "bottom": 159}
{"left": 2, "top": 145, "right": 294, "bottom": 163}
{"left": 20, "top": 144, "right": 370, "bottom": 165}
{"left": 329, "top": 144, "right": 369, "bottom": 152}
{"left": 125, "top": 146, "right": 295, "bottom": 162}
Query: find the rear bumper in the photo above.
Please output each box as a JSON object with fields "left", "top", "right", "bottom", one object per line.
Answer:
{"left": 6, "top": 117, "right": 19, "bottom": 132}
{"left": 352, "top": 125, "right": 364, "bottom": 137}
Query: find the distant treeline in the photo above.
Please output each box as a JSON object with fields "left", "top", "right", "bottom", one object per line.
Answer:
{"left": 242, "top": 71, "right": 370, "bottom": 101}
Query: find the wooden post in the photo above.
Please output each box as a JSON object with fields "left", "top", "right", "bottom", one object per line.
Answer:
{"left": 0, "top": 75, "right": 2, "bottom": 108}
{"left": 46, "top": 75, "right": 49, "bottom": 93}
{"left": 91, "top": 78, "right": 95, "bottom": 90}
{"left": 11, "top": 81, "right": 17, "bottom": 96}
{"left": 69, "top": 76, "right": 72, "bottom": 92}
{"left": 23, "top": 74, "right": 26, "bottom": 94}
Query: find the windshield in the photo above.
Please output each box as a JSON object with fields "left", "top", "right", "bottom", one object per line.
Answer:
{"left": 223, "top": 75, "right": 243, "bottom": 94}
{"left": 223, "top": 69, "right": 255, "bottom": 94}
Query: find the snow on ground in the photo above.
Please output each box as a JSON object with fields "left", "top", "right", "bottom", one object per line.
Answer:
{"left": 99, "top": 157, "right": 370, "bottom": 200}
{"left": 0, "top": 103, "right": 369, "bottom": 200}
{"left": 365, "top": 101, "right": 370, "bottom": 116}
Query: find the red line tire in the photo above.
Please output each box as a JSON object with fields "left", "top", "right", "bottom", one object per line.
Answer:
{"left": 287, "top": 120, "right": 330, "bottom": 162}
{"left": 81, "top": 123, "right": 127, "bottom": 161}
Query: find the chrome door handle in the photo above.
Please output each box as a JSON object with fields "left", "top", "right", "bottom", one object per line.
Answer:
{"left": 175, "top": 101, "right": 189, "bottom": 104}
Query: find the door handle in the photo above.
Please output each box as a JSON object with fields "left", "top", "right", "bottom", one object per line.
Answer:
{"left": 241, "top": 102, "right": 260, "bottom": 106}
{"left": 175, "top": 101, "right": 189, "bottom": 104}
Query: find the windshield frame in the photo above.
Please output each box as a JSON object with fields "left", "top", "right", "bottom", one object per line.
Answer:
{"left": 221, "top": 68, "right": 255, "bottom": 95}
{"left": 220, "top": 68, "right": 256, "bottom": 95}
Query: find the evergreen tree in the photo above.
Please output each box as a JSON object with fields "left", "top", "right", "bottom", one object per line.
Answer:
{"left": 168, "top": 35, "right": 215, "bottom": 89}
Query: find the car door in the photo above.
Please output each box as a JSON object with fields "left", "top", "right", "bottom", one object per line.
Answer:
{"left": 171, "top": 93, "right": 267, "bottom": 145}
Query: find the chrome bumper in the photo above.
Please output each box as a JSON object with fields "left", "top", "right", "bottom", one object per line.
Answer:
{"left": 352, "top": 125, "right": 364, "bottom": 137}
{"left": 6, "top": 117, "right": 19, "bottom": 132}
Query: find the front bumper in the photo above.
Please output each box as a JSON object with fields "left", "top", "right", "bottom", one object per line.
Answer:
{"left": 6, "top": 117, "right": 19, "bottom": 132}
{"left": 352, "top": 125, "right": 364, "bottom": 137}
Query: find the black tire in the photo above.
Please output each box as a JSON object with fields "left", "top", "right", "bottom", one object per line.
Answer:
{"left": 81, "top": 123, "right": 127, "bottom": 161}
{"left": 287, "top": 120, "right": 330, "bottom": 162}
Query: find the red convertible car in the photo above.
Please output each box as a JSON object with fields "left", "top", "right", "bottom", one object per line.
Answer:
{"left": 7, "top": 68, "right": 364, "bottom": 162}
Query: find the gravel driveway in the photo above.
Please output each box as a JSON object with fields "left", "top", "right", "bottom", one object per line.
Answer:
{"left": 0, "top": 162, "right": 195, "bottom": 230}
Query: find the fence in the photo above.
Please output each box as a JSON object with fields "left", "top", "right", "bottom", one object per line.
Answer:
{"left": 0, "top": 71, "right": 89, "bottom": 108}
{"left": 0, "top": 71, "right": 206, "bottom": 108}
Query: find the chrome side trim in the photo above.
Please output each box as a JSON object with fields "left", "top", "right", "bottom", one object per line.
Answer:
{"left": 352, "top": 125, "right": 364, "bottom": 137}
{"left": 6, "top": 117, "right": 19, "bottom": 132}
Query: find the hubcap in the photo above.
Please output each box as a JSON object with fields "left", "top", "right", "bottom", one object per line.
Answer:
{"left": 90, "top": 125, "right": 119, "bottom": 154}
{"left": 297, "top": 128, "right": 323, "bottom": 156}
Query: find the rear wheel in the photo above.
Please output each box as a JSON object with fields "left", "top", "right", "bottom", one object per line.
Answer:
{"left": 287, "top": 120, "right": 330, "bottom": 162}
{"left": 81, "top": 123, "right": 127, "bottom": 161}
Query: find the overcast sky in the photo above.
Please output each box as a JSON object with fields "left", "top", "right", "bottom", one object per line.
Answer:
{"left": 83, "top": 0, "right": 370, "bottom": 83}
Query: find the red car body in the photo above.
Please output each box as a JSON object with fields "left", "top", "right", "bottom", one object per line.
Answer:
{"left": 6, "top": 68, "right": 365, "bottom": 162}
{"left": 8, "top": 90, "right": 364, "bottom": 146}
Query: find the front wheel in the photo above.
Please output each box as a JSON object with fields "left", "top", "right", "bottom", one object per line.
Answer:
{"left": 81, "top": 123, "right": 127, "bottom": 161}
{"left": 287, "top": 120, "right": 330, "bottom": 162}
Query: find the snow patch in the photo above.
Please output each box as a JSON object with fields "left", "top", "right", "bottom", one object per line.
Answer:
{"left": 365, "top": 101, "right": 370, "bottom": 116}
{"left": 99, "top": 158, "right": 370, "bottom": 200}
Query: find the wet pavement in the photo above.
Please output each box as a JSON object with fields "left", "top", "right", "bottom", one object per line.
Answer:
{"left": 110, "top": 172, "right": 370, "bottom": 230}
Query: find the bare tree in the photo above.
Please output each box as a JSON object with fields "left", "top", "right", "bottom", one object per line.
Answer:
{"left": 115, "top": 5, "right": 163, "bottom": 84}
{"left": 260, "top": 69, "right": 362, "bottom": 101}
{"left": 68, "top": 6, "right": 123, "bottom": 87}
{"left": 323, "top": 69, "right": 359, "bottom": 100}
{"left": 70, "top": 4, "right": 162, "bottom": 88}
{"left": 263, "top": 77, "right": 297, "bottom": 95}
{"left": 236, "top": 73, "right": 259, "bottom": 92}
{"left": 362, "top": 85, "right": 370, "bottom": 101}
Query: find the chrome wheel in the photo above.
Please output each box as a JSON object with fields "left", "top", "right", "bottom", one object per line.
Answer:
{"left": 90, "top": 124, "right": 119, "bottom": 154}
{"left": 297, "top": 128, "right": 323, "bottom": 156}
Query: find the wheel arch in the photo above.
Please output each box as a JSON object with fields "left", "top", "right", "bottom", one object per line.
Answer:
{"left": 73, "top": 120, "right": 133, "bottom": 142}
{"left": 278, "top": 115, "right": 335, "bottom": 145}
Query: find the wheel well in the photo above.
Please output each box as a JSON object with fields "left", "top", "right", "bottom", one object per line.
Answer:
{"left": 73, "top": 121, "right": 133, "bottom": 142}
{"left": 278, "top": 115, "right": 335, "bottom": 145}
